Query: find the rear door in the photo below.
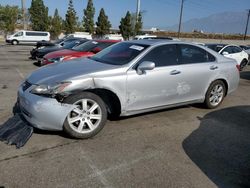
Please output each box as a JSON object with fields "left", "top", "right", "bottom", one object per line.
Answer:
{"left": 173, "top": 44, "right": 219, "bottom": 102}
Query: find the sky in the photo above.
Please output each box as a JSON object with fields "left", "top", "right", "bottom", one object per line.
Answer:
{"left": 1, "top": 0, "right": 250, "bottom": 29}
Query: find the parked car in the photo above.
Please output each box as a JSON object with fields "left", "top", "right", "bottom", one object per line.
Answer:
{"left": 30, "top": 37, "right": 84, "bottom": 60}
{"left": 18, "top": 40, "right": 239, "bottom": 139}
{"left": 35, "top": 38, "right": 64, "bottom": 49}
{"left": 134, "top": 35, "right": 157, "bottom": 40}
{"left": 205, "top": 44, "right": 227, "bottom": 52}
{"left": 41, "top": 40, "right": 119, "bottom": 66}
{"left": 206, "top": 44, "right": 249, "bottom": 70}
{"left": 66, "top": 32, "right": 92, "bottom": 39}
{"left": 6, "top": 30, "right": 50, "bottom": 45}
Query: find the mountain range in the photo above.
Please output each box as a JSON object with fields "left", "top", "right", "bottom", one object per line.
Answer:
{"left": 161, "top": 11, "right": 249, "bottom": 34}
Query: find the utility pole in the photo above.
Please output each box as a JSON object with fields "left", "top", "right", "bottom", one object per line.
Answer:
{"left": 244, "top": 9, "right": 250, "bottom": 40}
{"left": 178, "top": 0, "right": 184, "bottom": 38}
{"left": 21, "top": 0, "right": 27, "bottom": 30}
{"left": 136, "top": 0, "right": 141, "bottom": 22}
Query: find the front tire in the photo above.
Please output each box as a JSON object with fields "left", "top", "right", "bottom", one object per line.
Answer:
{"left": 63, "top": 92, "right": 107, "bottom": 139}
{"left": 12, "top": 40, "right": 18, "bottom": 45}
{"left": 204, "top": 80, "right": 226, "bottom": 109}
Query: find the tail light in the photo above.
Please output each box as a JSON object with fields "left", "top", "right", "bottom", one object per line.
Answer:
{"left": 236, "top": 64, "right": 240, "bottom": 71}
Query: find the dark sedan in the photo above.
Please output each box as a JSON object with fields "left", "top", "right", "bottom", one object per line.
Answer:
{"left": 32, "top": 39, "right": 89, "bottom": 63}
{"left": 30, "top": 37, "right": 84, "bottom": 60}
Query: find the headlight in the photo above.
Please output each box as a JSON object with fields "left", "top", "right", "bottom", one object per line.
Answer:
{"left": 31, "top": 82, "right": 71, "bottom": 95}
{"left": 48, "top": 56, "right": 64, "bottom": 63}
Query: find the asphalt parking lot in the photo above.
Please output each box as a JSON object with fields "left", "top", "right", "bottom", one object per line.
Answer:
{"left": 0, "top": 44, "right": 250, "bottom": 188}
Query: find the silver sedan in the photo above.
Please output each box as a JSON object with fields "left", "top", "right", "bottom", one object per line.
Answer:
{"left": 18, "top": 40, "right": 240, "bottom": 138}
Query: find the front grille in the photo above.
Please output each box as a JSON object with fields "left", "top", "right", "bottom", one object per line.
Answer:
{"left": 22, "top": 81, "right": 32, "bottom": 91}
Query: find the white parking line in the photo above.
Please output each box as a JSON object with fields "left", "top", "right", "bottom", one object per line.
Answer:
{"left": 77, "top": 151, "right": 160, "bottom": 186}
{"left": 14, "top": 68, "right": 25, "bottom": 79}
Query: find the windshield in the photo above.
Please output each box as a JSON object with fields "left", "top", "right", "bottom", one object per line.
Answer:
{"left": 90, "top": 42, "right": 149, "bottom": 65}
{"left": 62, "top": 40, "right": 80, "bottom": 49}
{"left": 72, "top": 41, "right": 114, "bottom": 52}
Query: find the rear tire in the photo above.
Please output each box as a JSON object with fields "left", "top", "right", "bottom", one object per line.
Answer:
{"left": 240, "top": 59, "right": 248, "bottom": 71}
{"left": 12, "top": 40, "right": 18, "bottom": 45}
{"left": 63, "top": 92, "right": 107, "bottom": 139}
{"left": 204, "top": 80, "right": 226, "bottom": 109}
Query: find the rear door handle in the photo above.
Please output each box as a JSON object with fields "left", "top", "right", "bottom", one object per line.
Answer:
{"left": 170, "top": 70, "right": 181, "bottom": 75}
{"left": 210, "top": 65, "right": 218, "bottom": 70}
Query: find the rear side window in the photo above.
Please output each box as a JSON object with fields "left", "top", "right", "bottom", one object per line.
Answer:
{"left": 179, "top": 44, "right": 215, "bottom": 64}
{"left": 26, "top": 32, "right": 48, "bottom": 36}
{"left": 139, "top": 44, "right": 178, "bottom": 67}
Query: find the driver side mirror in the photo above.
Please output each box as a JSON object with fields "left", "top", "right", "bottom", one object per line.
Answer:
{"left": 222, "top": 51, "right": 229, "bottom": 55}
{"left": 137, "top": 61, "right": 155, "bottom": 75}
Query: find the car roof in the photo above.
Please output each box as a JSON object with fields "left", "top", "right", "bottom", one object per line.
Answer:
{"left": 125, "top": 39, "right": 206, "bottom": 46}
{"left": 93, "top": 39, "right": 121, "bottom": 43}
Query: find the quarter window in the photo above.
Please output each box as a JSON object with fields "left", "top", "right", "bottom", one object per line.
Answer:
{"left": 179, "top": 44, "right": 215, "bottom": 64}
{"left": 139, "top": 44, "right": 178, "bottom": 67}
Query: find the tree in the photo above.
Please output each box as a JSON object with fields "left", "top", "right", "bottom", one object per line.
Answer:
{"left": 134, "top": 12, "right": 143, "bottom": 35}
{"left": 65, "top": 0, "right": 77, "bottom": 34}
{"left": 119, "top": 11, "right": 132, "bottom": 40}
{"left": 49, "top": 9, "right": 62, "bottom": 39}
{"left": 83, "top": 0, "right": 95, "bottom": 34}
{"left": 29, "top": 0, "right": 49, "bottom": 31}
{"left": 0, "top": 5, "right": 20, "bottom": 33}
{"left": 96, "top": 8, "right": 111, "bottom": 37}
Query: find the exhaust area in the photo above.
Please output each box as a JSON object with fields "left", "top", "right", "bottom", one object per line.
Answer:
{"left": 0, "top": 114, "right": 33, "bottom": 148}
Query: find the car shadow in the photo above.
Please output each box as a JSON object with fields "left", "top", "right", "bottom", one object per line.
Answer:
{"left": 240, "top": 71, "right": 250, "bottom": 81}
{"left": 183, "top": 106, "right": 250, "bottom": 188}
{"left": 33, "top": 62, "right": 41, "bottom": 67}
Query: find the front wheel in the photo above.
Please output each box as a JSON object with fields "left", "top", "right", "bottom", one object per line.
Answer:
{"left": 12, "top": 40, "right": 18, "bottom": 45}
{"left": 63, "top": 92, "right": 107, "bottom": 139}
{"left": 204, "top": 80, "right": 226, "bottom": 109}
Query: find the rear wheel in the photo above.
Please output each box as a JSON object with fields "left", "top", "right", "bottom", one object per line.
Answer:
{"left": 63, "top": 92, "right": 107, "bottom": 139}
{"left": 240, "top": 59, "right": 248, "bottom": 71}
{"left": 204, "top": 80, "right": 226, "bottom": 109}
{"left": 12, "top": 40, "right": 18, "bottom": 45}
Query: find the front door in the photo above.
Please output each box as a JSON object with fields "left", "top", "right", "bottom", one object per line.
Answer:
{"left": 126, "top": 44, "right": 180, "bottom": 111}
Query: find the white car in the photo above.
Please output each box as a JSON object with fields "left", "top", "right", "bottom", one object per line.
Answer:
{"left": 219, "top": 45, "right": 249, "bottom": 70}
{"left": 6, "top": 30, "right": 50, "bottom": 45}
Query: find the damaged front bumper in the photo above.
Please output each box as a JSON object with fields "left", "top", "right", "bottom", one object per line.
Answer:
{"left": 18, "top": 85, "right": 76, "bottom": 131}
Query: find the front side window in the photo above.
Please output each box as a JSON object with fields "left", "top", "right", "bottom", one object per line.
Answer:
{"left": 179, "top": 44, "right": 215, "bottom": 64}
{"left": 14, "top": 32, "right": 23, "bottom": 37}
{"left": 232, "top": 46, "right": 242, "bottom": 53}
{"left": 138, "top": 44, "right": 178, "bottom": 67}
{"left": 221, "top": 46, "right": 234, "bottom": 54}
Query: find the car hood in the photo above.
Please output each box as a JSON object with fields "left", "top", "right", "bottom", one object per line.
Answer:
{"left": 27, "top": 58, "right": 120, "bottom": 85}
{"left": 38, "top": 46, "right": 61, "bottom": 53}
{"left": 45, "top": 49, "right": 79, "bottom": 59}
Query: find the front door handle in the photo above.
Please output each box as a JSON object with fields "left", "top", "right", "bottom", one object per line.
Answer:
{"left": 210, "top": 65, "right": 218, "bottom": 70}
{"left": 170, "top": 70, "right": 181, "bottom": 75}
